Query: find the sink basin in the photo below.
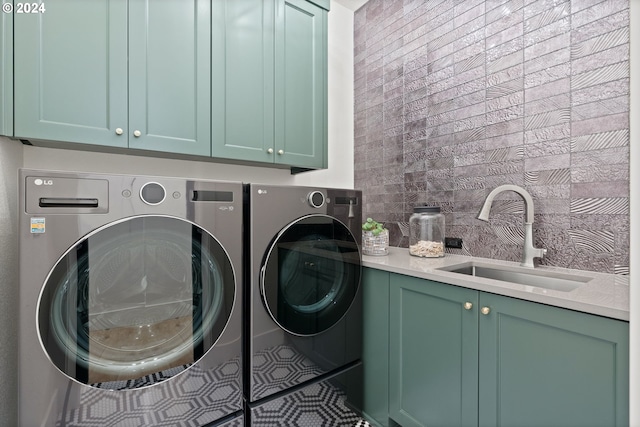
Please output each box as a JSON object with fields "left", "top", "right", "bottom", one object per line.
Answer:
{"left": 436, "top": 261, "right": 592, "bottom": 292}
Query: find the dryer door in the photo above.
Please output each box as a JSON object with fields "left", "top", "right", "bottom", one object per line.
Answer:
{"left": 260, "top": 214, "right": 361, "bottom": 336}
{"left": 37, "top": 215, "right": 235, "bottom": 389}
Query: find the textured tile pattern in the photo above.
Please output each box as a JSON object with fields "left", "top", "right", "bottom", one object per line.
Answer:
{"left": 354, "top": 0, "right": 630, "bottom": 274}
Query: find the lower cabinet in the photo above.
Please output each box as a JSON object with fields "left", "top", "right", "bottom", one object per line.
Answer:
{"left": 362, "top": 268, "right": 390, "bottom": 426}
{"left": 477, "top": 291, "right": 628, "bottom": 427}
{"left": 389, "top": 273, "right": 478, "bottom": 427}
{"left": 363, "top": 269, "right": 629, "bottom": 427}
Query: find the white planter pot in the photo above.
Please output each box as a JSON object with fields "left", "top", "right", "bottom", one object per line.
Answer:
{"left": 362, "top": 229, "right": 389, "bottom": 256}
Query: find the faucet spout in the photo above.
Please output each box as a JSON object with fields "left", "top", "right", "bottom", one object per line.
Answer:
{"left": 478, "top": 184, "right": 535, "bottom": 223}
{"left": 477, "top": 184, "right": 546, "bottom": 268}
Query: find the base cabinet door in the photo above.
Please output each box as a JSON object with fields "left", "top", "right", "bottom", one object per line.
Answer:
{"left": 389, "top": 274, "right": 479, "bottom": 427}
{"left": 478, "top": 292, "right": 629, "bottom": 427}
{"left": 362, "top": 268, "right": 390, "bottom": 427}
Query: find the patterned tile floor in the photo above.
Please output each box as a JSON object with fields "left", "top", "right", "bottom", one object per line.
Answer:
{"left": 250, "top": 380, "right": 362, "bottom": 426}
{"left": 251, "top": 344, "right": 325, "bottom": 401}
{"left": 249, "top": 345, "right": 363, "bottom": 426}
{"left": 55, "top": 358, "right": 242, "bottom": 427}
{"left": 54, "top": 345, "right": 368, "bottom": 426}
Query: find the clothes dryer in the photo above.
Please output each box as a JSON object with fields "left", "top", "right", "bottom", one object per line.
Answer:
{"left": 245, "top": 184, "right": 363, "bottom": 425}
{"left": 18, "top": 169, "right": 244, "bottom": 427}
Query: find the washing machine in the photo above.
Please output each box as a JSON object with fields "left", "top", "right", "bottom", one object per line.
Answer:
{"left": 18, "top": 169, "right": 244, "bottom": 427}
{"left": 245, "top": 184, "right": 363, "bottom": 425}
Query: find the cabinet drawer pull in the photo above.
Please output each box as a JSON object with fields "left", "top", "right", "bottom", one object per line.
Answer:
{"left": 115, "top": 128, "right": 124, "bottom": 135}
{"left": 267, "top": 148, "right": 274, "bottom": 154}
{"left": 481, "top": 306, "right": 491, "bottom": 315}
{"left": 463, "top": 302, "right": 473, "bottom": 310}
{"left": 278, "top": 149, "right": 284, "bottom": 155}
{"left": 133, "top": 130, "right": 142, "bottom": 137}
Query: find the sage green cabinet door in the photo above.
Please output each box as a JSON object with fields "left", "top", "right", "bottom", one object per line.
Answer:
{"left": 212, "top": 0, "right": 275, "bottom": 162}
{"left": 362, "top": 268, "right": 390, "bottom": 427}
{"left": 14, "top": 0, "right": 209, "bottom": 155}
{"left": 14, "top": 0, "right": 128, "bottom": 147}
{"left": 478, "top": 293, "right": 629, "bottom": 427}
{"left": 390, "top": 274, "right": 479, "bottom": 427}
{"left": 128, "top": 0, "right": 210, "bottom": 156}
{"left": 0, "top": 8, "right": 12, "bottom": 136}
{"left": 275, "top": 0, "right": 327, "bottom": 169}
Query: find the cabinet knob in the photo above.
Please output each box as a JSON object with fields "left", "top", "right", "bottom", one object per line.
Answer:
{"left": 267, "top": 148, "right": 274, "bottom": 154}
{"left": 115, "top": 128, "right": 124, "bottom": 135}
{"left": 133, "top": 130, "right": 142, "bottom": 138}
{"left": 481, "top": 306, "right": 491, "bottom": 315}
{"left": 463, "top": 302, "right": 473, "bottom": 310}
{"left": 278, "top": 149, "right": 284, "bottom": 155}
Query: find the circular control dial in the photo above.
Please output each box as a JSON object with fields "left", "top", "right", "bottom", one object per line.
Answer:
{"left": 307, "top": 191, "right": 325, "bottom": 208}
{"left": 140, "top": 182, "right": 166, "bottom": 205}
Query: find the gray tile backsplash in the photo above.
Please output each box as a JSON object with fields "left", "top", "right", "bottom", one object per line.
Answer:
{"left": 354, "top": 0, "right": 629, "bottom": 274}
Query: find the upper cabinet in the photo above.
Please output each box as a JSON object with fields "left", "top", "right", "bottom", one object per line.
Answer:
{"left": 274, "top": 0, "right": 327, "bottom": 169}
{"left": 212, "top": 0, "right": 276, "bottom": 163}
{"left": 0, "top": 9, "right": 12, "bottom": 136}
{"left": 212, "top": 0, "right": 328, "bottom": 169}
{"left": 13, "top": 0, "right": 211, "bottom": 156}
{"left": 9, "top": 0, "right": 328, "bottom": 170}
{"left": 14, "top": 1, "right": 127, "bottom": 148}
{"left": 128, "top": 0, "right": 211, "bottom": 155}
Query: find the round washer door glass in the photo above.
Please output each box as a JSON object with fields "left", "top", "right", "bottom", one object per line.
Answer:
{"left": 261, "top": 215, "right": 361, "bottom": 336}
{"left": 37, "top": 215, "right": 235, "bottom": 389}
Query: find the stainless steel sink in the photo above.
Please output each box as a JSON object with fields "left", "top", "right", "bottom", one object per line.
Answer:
{"left": 436, "top": 261, "right": 592, "bottom": 292}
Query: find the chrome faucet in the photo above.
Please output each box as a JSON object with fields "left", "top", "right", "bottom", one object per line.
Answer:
{"left": 477, "top": 184, "right": 547, "bottom": 268}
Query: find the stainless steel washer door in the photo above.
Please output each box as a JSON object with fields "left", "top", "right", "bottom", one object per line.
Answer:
{"left": 37, "top": 215, "right": 236, "bottom": 389}
{"left": 260, "top": 214, "right": 361, "bottom": 336}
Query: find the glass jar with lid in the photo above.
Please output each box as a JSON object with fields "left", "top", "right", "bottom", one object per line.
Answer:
{"left": 409, "top": 206, "right": 445, "bottom": 257}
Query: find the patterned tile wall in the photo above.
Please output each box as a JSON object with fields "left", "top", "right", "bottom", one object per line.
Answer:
{"left": 353, "top": 0, "right": 630, "bottom": 274}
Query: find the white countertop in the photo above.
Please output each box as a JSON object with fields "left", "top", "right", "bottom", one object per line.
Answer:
{"left": 362, "top": 247, "right": 629, "bottom": 321}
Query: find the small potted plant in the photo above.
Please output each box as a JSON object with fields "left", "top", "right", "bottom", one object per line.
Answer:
{"left": 361, "top": 217, "right": 389, "bottom": 256}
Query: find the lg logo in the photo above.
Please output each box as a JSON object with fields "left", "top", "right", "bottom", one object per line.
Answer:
{"left": 34, "top": 179, "right": 53, "bottom": 186}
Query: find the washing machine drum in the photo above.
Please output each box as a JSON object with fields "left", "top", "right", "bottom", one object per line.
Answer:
{"left": 37, "top": 215, "right": 235, "bottom": 389}
{"left": 261, "top": 214, "right": 361, "bottom": 336}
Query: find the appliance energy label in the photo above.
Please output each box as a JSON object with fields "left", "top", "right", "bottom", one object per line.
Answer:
{"left": 30, "top": 218, "right": 45, "bottom": 233}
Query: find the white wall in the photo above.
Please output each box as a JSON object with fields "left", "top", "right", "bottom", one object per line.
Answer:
{"left": 629, "top": 1, "right": 638, "bottom": 425}
{"left": 295, "top": 1, "right": 354, "bottom": 188}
